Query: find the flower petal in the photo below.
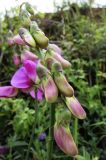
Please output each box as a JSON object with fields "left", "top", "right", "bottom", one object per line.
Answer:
{"left": 23, "top": 60, "right": 38, "bottom": 82}
{"left": 11, "top": 67, "right": 32, "bottom": 88}
{"left": 37, "top": 88, "right": 44, "bottom": 101}
{"left": 0, "top": 86, "right": 18, "bottom": 98}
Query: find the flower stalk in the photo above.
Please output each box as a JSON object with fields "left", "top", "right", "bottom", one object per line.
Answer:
{"left": 47, "top": 103, "right": 56, "bottom": 160}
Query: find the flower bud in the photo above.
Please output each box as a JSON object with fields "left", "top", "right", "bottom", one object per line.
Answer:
{"left": 25, "top": 2, "right": 36, "bottom": 15}
{"left": 65, "top": 96, "right": 86, "bottom": 119}
{"left": 7, "top": 37, "right": 14, "bottom": 46}
{"left": 48, "top": 44, "right": 62, "bottom": 55}
{"left": 30, "top": 21, "right": 49, "bottom": 48}
{"left": 21, "top": 49, "right": 38, "bottom": 63}
{"left": 13, "top": 34, "right": 26, "bottom": 45}
{"left": 36, "top": 63, "right": 50, "bottom": 79}
{"left": 48, "top": 50, "right": 71, "bottom": 69}
{"left": 42, "top": 74, "right": 58, "bottom": 103}
{"left": 54, "top": 72, "right": 74, "bottom": 97}
{"left": 13, "top": 53, "right": 21, "bottom": 66}
{"left": 19, "top": 28, "right": 36, "bottom": 47}
{"left": 54, "top": 124, "right": 78, "bottom": 157}
{"left": 19, "top": 9, "right": 31, "bottom": 27}
{"left": 33, "top": 31, "right": 49, "bottom": 49}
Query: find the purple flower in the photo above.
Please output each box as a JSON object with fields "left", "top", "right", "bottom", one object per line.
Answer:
{"left": 38, "top": 133, "right": 46, "bottom": 141}
{"left": 0, "top": 60, "right": 44, "bottom": 100}
{"left": 0, "top": 146, "right": 9, "bottom": 155}
{"left": 65, "top": 96, "right": 86, "bottom": 119}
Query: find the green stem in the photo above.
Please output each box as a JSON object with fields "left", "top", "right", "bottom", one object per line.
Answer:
{"left": 73, "top": 118, "right": 78, "bottom": 160}
{"left": 47, "top": 103, "right": 55, "bottom": 160}
{"left": 74, "top": 118, "right": 78, "bottom": 145}
{"left": 25, "top": 100, "right": 38, "bottom": 160}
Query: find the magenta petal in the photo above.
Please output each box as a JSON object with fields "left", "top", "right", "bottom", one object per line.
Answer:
{"left": 37, "top": 89, "right": 44, "bottom": 101}
{"left": 11, "top": 67, "right": 32, "bottom": 88}
{"left": 29, "top": 90, "right": 36, "bottom": 99}
{"left": 29, "top": 88, "right": 44, "bottom": 101}
{"left": 0, "top": 86, "right": 18, "bottom": 98}
{"left": 23, "top": 60, "right": 38, "bottom": 82}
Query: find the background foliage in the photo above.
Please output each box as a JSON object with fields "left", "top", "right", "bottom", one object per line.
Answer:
{"left": 0, "top": 1, "right": 106, "bottom": 160}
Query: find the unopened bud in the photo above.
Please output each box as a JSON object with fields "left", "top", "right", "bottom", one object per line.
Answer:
{"left": 48, "top": 50, "right": 71, "bottom": 69}
{"left": 54, "top": 72, "right": 74, "bottom": 97}
{"left": 13, "top": 34, "right": 25, "bottom": 45}
{"left": 19, "top": 28, "right": 36, "bottom": 47}
{"left": 25, "top": 2, "right": 36, "bottom": 15}
{"left": 54, "top": 124, "right": 78, "bottom": 157}
{"left": 65, "top": 96, "right": 86, "bottom": 119}
{"left": 21, "top": 50, "right": 38, "bottom": 63}
{"left": 42, "top": 74, "right": 58, "bottom": 103}
{"left": 30, "top": 22, "right": 49, "bottom": 49}
{"left": 19, "top": 9, "right": 31, "bottom": 27}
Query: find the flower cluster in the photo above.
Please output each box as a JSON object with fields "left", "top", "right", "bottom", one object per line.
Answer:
{"left": 0, "top": 3, "right": 86, "bottom": 157}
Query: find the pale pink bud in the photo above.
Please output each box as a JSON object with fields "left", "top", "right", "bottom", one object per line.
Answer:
{"left": 49, "top": 50, "right": 71, "bottom": 69}
{"left": 66, "top": 96, "right": 86, "bottom": 119}
{"left": 13, "top": 53, "right": 21, "bottom": 66}
{"left": 7, "top": 38, "right": 14, "bottom": 46}
{"left": 19, "top": 28, "right": 36, "bottom": 47}
{"left": 42, "top": 74, "right": 58, "bottom": 103}
{"left": 21, "top": 50, "right": 38, "bottom": 63}
{"left": 13, "top": 34, "right": 26, "bottom": 45}
{"left": 54, "top": 124, "right": 78, "bottom": 157}
{"left": 48, "top": 44, "right": 62, "bottom": 55}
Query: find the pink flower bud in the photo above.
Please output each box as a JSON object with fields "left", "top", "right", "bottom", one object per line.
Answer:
{"left": 42, "top": 74, "right": 58, "bottom": 103}
{"left": 48, "top": 50, "right": 71, "bottom": 69}
{"left": 48, "top": 44, "right": 62, "bottom": 55}
{"left": 19, "top": 28, "right": 36, "bottom": 47}
{"left": 13, "top": 34, "right": 26, "bottom": 45}
{"left": 66, "top": 96, "right": 86, "bottom": 119}
{"left": 13, "top": 53, "right": 21, "bottom": 66}
{"left": 54, "top": 72, "right": 74, "bottom": 97}
{"left": 21, "top": 50, "right": 38, "bottom": 63}
{"left": 54, "top": 124, "right": 78, "bottom": 157}
{"left": 7, "top": 38, "right": 14, "bottom": 46}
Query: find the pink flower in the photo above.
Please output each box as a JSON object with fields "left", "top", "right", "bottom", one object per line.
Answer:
{"left": 0, "top": 60, "right": 44, "bottom": 101}
{"left": 54, "top": 124, "right": 78, "bottom": 157}
{"left": 65, "top": 96, "right": 86, "bottom": 119}
{"left": 0, "top": 86, "right": 18, "bottom": 98}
